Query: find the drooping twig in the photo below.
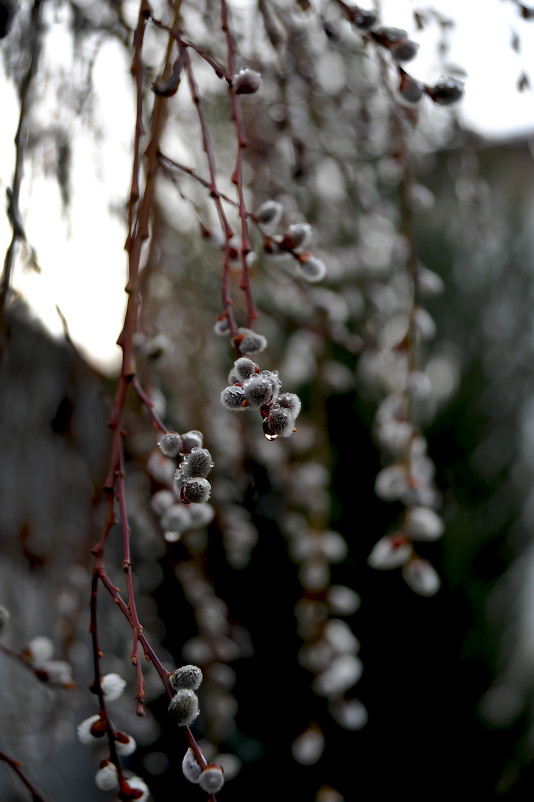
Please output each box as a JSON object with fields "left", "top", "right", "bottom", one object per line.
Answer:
{"left": 158, "top": 151, "right": 240, "bottom": 211}
{"left": 0, "top": 748, "right": 47, "bottom": 802}
{"left": 221, "top": 0, "right": 259, "bottom": 329}
{"left": 0, "top": 0, "right": 45, "bottom": 361}
{"left": 180, "top": 41, "right": 239, "bottom": 339}
{"left": 89, "top": 0, "right": 211, "bottom": 784}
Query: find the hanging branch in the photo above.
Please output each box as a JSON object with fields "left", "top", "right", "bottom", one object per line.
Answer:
{"left": 0, "top": 0, "right": 45, "bottom": 360}
{"left": 0, "top": 749, "right": 47, "bottom": 802}
{"left": 180, "top": 41, "right": 239, "bottom": 340}
{"left": 221, "top": 0, "right": 258, "bottom": 328}
{"left": 88, "top": 0, "right": 214, "bottom": 795}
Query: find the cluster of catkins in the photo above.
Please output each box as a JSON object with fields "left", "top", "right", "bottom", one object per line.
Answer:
{"left": 157, "top": 429, "right": 213, "bottom": 505}
{"left": 251, "top": 199, "right": 328, "bottom": 284}
{"left": 335, "top": 5, "right": 464, "bottom": 109}
{"left": 22, "top": 635, "right": 75, "bottom": 688}
{"left": 168, "top": 664, "right": 225, "bottom": 795}
{"left": 220, "top": 357, "right": 302, "bottom": 439}
{"left": 77, "top": 673, "right": 150, "bottom": 800}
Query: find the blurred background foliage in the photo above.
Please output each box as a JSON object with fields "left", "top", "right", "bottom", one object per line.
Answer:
{"left": 2, "top": 1, "right": 534, "bottom": 800}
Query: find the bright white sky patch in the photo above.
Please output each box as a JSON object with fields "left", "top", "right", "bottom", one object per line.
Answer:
{"left": 382, "top": 0, "right": 534, "bottom": 138}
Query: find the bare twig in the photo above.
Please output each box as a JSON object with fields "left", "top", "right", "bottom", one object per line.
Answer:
{"left": 0, "top": 749, "right": 47, "bottom": 802}
{"left": 0, "top": 0, "right": 45, "bottom": 360}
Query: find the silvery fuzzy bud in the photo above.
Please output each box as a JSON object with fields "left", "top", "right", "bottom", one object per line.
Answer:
{"left": 296, "top": 253, "right": 327, "bottom": 283}
{"left": 405, "top": 507, "right": 445, "bottom": 541}
{"left": 39, "top": 659, "right": 74, "bottom": 687}
{"left": 101, "top": 672, "right": 126, "bottom": 702}
{"left": 234, "top": 327, "right": 268, "bottom": 355}
{"left": 145, "top": 333, "right": 170, "bottom": 360}
{"left": 390, "top": 39, "right": 419, "bottom": 62}
{"left": 291, "top": 725, "right": 325, "bottom": 765}
{"left": 158, "top": 432, "right": 183, "bottom": 458}
{"left": 409, "top": 183, "right": 435, "bottom": 213}
{"left": 352, "top": 7, "right": 377, "bottom": 29}
{"left": 161, "top": 502, "right": 191, "bottom": 533}
{"left": 327, "top": 585, "right": 361, "bottom": 616}
{"left": 124, "top": 777, "right": 150, "bottom": 801}
{"left": 180, "top": 448, "right": 213, "bottom": 479}
{"left": 427, "top": 77, "right": 464, "bottom": 106}
{"left": 312, "top": 653, "right": 363, "bottom": 697}
{"left": 374, "top": 464, "right": 409, "bottom": 501}
{"left": 214, "top": 316, "right": 230, "bottom": 336}
{"left": 95, "top": 761, "right": 119, "bottom": 791}
{"left": 329, "top": 697, "right": 368, "bottom": 731}
{"left": 181, "top": 430, "right": 203, "bottom": 453}
{"left": 199, "top": 764, "right": 225, "bottom": 794}
{"left": 182, "top": 748, "right": 202, "bottom": 783}
{"left": 285, "top": 222, "right": 312, "bottom": 251}
{"left": 221, "top": 385, "right": 246, "bottom": 410}
{"left": 233, "top": 357, "right": 258, "bottom": 381}
{"left": 169, "top": 664, "right": 203, "bottom": 692}
{"left": 256, "top": 200, "right": 284, "bottom": 227}
{"left": 374, "top": 25, "right": 407, "bottom": 44}
{"left": 277, "top": 392, "right": 302, "bottom": 418}
{"left": 397, "top": 69, "right": 424, "bottom": 105}
{"left": 77, "top": 715, "right": 105, "bottom": 744}
{"left": 414, "top": 307, "right": 436, "bottom": 340}
{"left": 27, "top": 636, "right": 54, "bottom": 664}
{"left": 115, "top": 732, "right": 137, "bottom": 756}
{"left": 260, "top": 369, "right": 282, "bottom": 398}
{"left": 243, "top": 374, "right": 273, "bottom": 408}
{"left": 368, "top": 533, "right": 412, "bottom": 569}
{"left": 233, "top": 67, "right": 262, "bottom": 94}
{"left": 267, "top": 405, "right": 295, "bottom": 437}
{"left": 189, "top": 502, "right": 216, "bottom": 528}
{"left": 181, "top": 477, "right": 211, "bottom": 504}
{"left": 402, "top": 557, "right": 440, "bottom": 596}
{"left": 150, "top": 489, "right": 175, "bottom": 515}
{"left": 417, "top": 267, "right": 444, "bottom": 296}
{"left": 168, "top": 689, "right": 199, "bottom": 726}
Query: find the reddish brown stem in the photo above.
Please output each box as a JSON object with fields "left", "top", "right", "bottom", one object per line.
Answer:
{"left": 220, "top": 0, "right": 258, "bottom": 329}
{"left": 0, "top": 749, "right": 47, "bottom": 802}
{"left": 97, "top": 568, "right": 209, "bottom": 769}
{"left": 158, "top": 152, "right": 240, "bottom": 211}
{"left": 89, "top": 570, "right": 127, "bottom": 783}
{"left": 132, "top": 376, "right": 168, "bottom": 432}
{"left": 180, "top": 42, "right": 239, "bottom": 339}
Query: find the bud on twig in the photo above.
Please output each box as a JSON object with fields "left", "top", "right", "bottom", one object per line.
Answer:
{"left": 233, "top": 68, "right": 262, "bottom": 94}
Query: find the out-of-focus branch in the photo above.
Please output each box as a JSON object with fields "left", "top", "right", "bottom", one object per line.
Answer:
{"left": 0, "top": 0, "right": 45, "bottom": 361}
{"left": 0, "top": 749, "right": 47, "bottom": 802}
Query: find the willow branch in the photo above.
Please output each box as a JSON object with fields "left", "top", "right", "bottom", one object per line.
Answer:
{"left": 0, "top": 749, "right": 47, "bottom": 802}
{"left": 0, "top": 0, "right": 45, "bottom": 360}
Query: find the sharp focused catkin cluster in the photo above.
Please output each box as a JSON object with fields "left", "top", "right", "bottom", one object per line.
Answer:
{"left": 168, "top": 664, "right": 226, "bottom": 793}
{"left": 157, "top": 429, "right": 214, "bottom": 505}
{"left": 168, "top": 664, "right": 203, "bottom": 727}
{"left": 220, "top": 356, "right": 302, "bottom": 439}
{"left": 182, "top": 750, "right": 225, "bottom": 794}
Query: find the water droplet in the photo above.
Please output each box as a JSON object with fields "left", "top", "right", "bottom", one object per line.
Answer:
{"left": 263, "top": 418, "right": 278, "bottom": 440}
{"left": 164, "top": 531, "right": 182, "bottom": 543}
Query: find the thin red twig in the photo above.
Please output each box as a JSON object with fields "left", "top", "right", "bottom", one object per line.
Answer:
{"left": 0, "top": 749, "right": 47, "bottom": 802}
{"left": 180, "top": 42, "right": 239, "bottom": 339}
{"left": 220, "top": 0, "right": 258, "bottom": 329}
